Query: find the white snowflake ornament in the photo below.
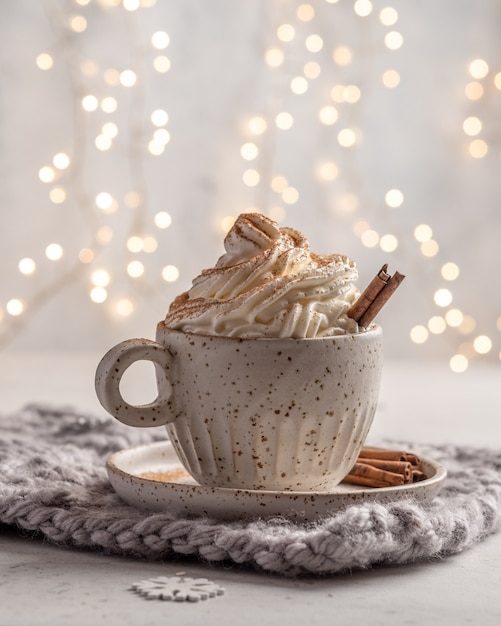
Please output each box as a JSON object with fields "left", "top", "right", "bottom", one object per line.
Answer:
{"left": 130, "top": 575, "right": 225, "bottom": 602}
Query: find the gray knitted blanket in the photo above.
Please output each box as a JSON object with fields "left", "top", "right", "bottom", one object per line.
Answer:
{"left": 1, "top": 404, "right": 500, "bottom": 577}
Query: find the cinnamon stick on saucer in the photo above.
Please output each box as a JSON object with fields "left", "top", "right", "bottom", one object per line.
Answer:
{"left": 348, "top": 264, "right": 405, "bottom": 328}
{"left": 343, "top": 463, "right": 406, "bottom": 488}
{"left": 358, "top": 447, "right": 420, "bottom": 466}
{"left": 343, "top": 447, "right": 425, "bottom": 488}
{"left": 358, "top": 459, "right": 413, "bottom": 483}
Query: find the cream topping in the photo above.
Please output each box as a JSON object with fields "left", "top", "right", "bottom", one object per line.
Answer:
{"left": 165, "top": 213, "right": 360, "bottom": 338}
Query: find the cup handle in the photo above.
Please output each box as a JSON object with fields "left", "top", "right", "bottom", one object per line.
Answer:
{"left": 95, "top": 338, "right": 175, "bottom": 428}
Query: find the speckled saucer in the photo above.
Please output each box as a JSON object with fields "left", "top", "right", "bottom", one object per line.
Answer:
{"left": 106, "top": 442, "right": 447, "bottom": 522}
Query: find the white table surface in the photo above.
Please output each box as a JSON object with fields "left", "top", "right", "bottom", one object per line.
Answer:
{"left": 1, "top": 351, "right": 500, "bottom": 625}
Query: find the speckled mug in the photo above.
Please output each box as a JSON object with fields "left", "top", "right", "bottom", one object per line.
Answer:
{"left": 95, "top": 321, "right": 383, "bottom": 491}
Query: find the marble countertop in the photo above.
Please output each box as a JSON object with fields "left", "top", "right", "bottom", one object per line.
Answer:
{"left": 1, "top": 351, "right": 500, "bottom": 625}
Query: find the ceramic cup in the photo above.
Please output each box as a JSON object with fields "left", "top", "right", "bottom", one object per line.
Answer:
{"left": 95, "top": 321, "right": 383, "bottom": 491}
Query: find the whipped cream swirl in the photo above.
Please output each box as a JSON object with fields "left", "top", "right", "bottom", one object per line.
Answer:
{"left": 165, "top": 213, "right": 360, "bottom": 338}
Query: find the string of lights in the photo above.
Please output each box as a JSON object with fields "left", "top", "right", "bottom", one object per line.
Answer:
{"left": 0, "top": 0, "right": 499, "bottom": 372}
{"left": 226, "top": 0, "right": 499, "bottom": 372}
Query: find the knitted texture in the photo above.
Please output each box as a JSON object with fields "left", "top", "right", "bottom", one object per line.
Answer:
{"left": 1, "top": 404, "right": 500, "bottom": 577}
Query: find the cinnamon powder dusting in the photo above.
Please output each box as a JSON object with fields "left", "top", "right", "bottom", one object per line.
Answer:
{"left": 141, "top": 467, "right": 192, "bottom": 482}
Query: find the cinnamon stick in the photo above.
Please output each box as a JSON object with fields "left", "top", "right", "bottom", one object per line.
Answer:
{"left": 358, "top": 459, "right": 413, "bottom": 483}
{"left": 358, "top": 271, "right": 405, "bottom": 327}
{"left": 343, "top": 463, "right": 406, "bottom": 488}
{"left": 348, "top": 265, "right": 405, "bottom": 328}
{"left": 347, "top": 264, "right": 390, "bottom": 322}
{"left": 342, "top": 447, "right": 425, "bottom": 488}
{"left": 359, "top": 447, "right": 419, "bottom": 464}
{"left": 412, "top": 470, "right": 426, "bottom": 483}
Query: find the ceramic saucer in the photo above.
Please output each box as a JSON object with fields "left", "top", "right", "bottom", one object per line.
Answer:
{"left": 106, "top": 441, "right": 447, "bottom": 522}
